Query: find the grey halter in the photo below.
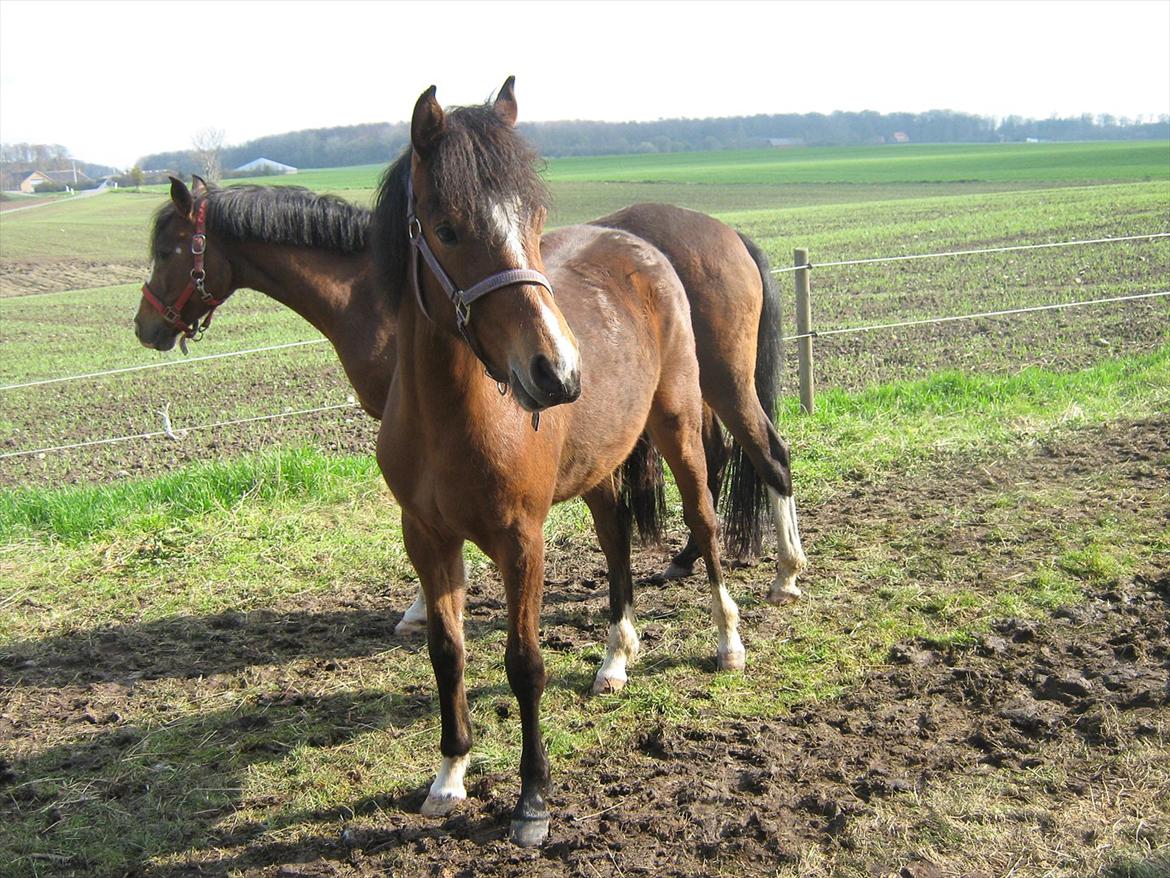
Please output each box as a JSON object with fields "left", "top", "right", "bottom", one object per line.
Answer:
{"left": 406, "top": 176, "right": 554, "bottom": 384}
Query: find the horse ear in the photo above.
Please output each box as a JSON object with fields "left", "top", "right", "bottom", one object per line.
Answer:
{"left": 170, "top": 176, "right": 193, "bottom": 217}
{"left": 493, "top": 75, "right": 518, "bottom": 127}
{"left": 411, "top": 85, "right": 445, "bottom": 157}
{"left": 191, "top": 175, "right": 209, "bottom": 198}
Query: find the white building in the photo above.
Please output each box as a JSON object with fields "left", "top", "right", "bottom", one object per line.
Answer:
{"left": 233, "top": 157, "right": 298, "bottom": 175}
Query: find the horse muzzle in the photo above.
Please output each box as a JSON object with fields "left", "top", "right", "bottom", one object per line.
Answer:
{"left": 134, "top": 315, "right": 180, "bottom": 352}
{"left": 511, "top": 354, "right": 581, "bottom": 411}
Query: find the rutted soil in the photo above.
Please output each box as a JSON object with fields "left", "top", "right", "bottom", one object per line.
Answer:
{"left": 1, "top": 417, "right": 1167, "bottom": 876}
{"left": 0, "top": 260, "right": 145, "bottom": 297}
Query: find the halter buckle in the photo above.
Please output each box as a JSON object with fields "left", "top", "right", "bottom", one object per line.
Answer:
{"left": 190, "top": 233, "right": 207, "bottom": 256}
{"left": 408, "top": 217, "right": 422, "bottom": 241}
{"left": 454, "top": 298, "right": 471, "bottom": 328}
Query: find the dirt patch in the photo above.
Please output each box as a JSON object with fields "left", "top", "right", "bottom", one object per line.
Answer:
{"left": 0, "top": 260, "right": 145, "bottom": 297}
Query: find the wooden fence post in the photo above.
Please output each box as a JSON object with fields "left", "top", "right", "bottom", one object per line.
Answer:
{"left": 794, "top": 248, "right": 815, "bottom": 415}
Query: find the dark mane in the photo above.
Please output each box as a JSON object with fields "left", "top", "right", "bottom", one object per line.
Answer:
{"left": 372, "top": 103, "right": 550, "bottom": 311}
{"left": 150, "top": 185, "right": 369, "bottom": 256}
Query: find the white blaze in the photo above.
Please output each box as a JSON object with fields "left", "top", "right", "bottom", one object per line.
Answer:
{"left": 489, "top": 197, "right": 578, "bottom": 380}
{"left": 489, "top": 198, "right": 527, "bottom": 266}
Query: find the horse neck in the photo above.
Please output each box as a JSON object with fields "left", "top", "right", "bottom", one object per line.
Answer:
{"left": 227, "top": 240, "right": 396, "bottom": 416}
{"left": 392, "top": 290, "right": 525, "bottom": 445}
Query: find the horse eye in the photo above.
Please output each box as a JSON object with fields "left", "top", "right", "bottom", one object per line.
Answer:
{"left": 435, "top": 225, "right": 458, "bottom": 245}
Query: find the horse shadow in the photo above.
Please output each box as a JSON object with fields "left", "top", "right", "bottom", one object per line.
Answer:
{"left": 0, "top": 687, "right": 451, "bottom": 875}
{"left": 0, "top": 585, "right": 620, "bottom": 693}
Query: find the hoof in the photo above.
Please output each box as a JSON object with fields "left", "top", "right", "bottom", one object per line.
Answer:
{"left": 421, "top": 791, "right": 465, "bottom": 817}
{"left": 394, "top": 616, "right": 427, "bottom": 637}
{"left": 767, "top": 581, "right": 802, "bottom": 606}
{"left": 661, "top": 561, "right": 695, "bottom": 581}
{"left": 718, "top": 648, "right": 746, "bottom": 671}
{"left": 510, "top": 815, "right": 550, "bottom": 847}
{"left": 591, "top": 672, "right": 628, "bottom": 695}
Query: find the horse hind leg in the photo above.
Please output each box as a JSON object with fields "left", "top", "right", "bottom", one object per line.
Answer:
{"left": 394, "top": 585, "right": 429, "bottom": 636}
{"left": 662, "top": 405, "right": 729, "bottom": 580}
{"left": 646, "top": 393, "right": 745, "bottom": 672}
{"left": 715, "top": 395, "right": 809, "bottom": 605}
{"left": 768, "top": 486, "right": 808, "bottom": 605}
{"left": 583, "top": 481, "right": 639, "bottom": 694}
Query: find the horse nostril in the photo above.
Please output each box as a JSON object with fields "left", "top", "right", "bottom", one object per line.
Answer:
{"left": 563, "top": 367, "right": 581, "bottom": 402}
{"left": 530, "top": 354, "right": 577, "bottom": 403}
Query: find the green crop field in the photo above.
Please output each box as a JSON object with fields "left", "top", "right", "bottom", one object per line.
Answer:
{"left": 546, "top": 141, "right": 1170, "bottom": 185}
{"left": 1, "top": 141, "right": 1168, "bottom": 877}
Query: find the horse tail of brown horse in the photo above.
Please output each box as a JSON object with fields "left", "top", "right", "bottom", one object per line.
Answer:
{"left": 617, "top": 434, "right": 666, "bottom": 545}
{"left": 721, "top": 232, "right": 785, "bottom": 558}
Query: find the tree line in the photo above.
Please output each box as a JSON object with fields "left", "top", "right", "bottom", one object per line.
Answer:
{"left": 134, "top": 109, "right": 1169, "bottom": 175}
{"left": 6, "top": 109, "right": 1167, "bottom": 186}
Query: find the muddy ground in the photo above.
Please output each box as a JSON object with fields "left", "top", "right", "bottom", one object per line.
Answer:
{"left": 2, "top": 417, "right": 1167, "bottom": 876}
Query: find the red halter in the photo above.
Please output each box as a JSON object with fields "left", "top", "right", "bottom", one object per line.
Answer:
{"left": 140, "top": 199, "right": 225, "bottom": 341}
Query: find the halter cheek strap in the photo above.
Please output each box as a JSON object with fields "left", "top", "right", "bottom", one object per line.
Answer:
{"left": 140, "top": 199, "right": 227, "bottom": 341}
{"left": 405, "top": 178, "right": 554, "bottom": 382}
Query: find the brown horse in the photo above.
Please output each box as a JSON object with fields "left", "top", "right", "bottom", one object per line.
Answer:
{"left": 365, "top": 79, "right": 743, "bottom": 845}
{"left": 135, "top": 179, "right": 397, "bottom": 417}
{"left": 134, "top": 184, "right": 806, "bottom": 623}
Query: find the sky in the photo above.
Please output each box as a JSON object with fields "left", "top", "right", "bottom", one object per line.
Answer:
{"left": 1, "top": 0, "right": 1168, "bottom": 169}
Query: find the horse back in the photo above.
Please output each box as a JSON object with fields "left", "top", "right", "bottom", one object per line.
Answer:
{"left": 590, "top": 204, "right": 764, "bottom": 392}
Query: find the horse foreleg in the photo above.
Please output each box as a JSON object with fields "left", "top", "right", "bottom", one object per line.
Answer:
{"left": 584, "top": 482, "right": 638, "bottom": 694}
{"left": 494, "top": 525, "right": 552, "bottom": 847}
{"left": 402, "top": 515, "right": 472, "bottom": 818}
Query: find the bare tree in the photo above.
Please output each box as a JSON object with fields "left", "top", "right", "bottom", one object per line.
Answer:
{"left": 191, "top": 127, "right": 225, "bottom": 183}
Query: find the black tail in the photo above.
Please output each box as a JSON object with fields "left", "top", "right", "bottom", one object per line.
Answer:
{"left": 720, "top": 232, "right": 785, "bottom": 558}
{"left": 616, "top": 434, "right": 667, "bottom": 545}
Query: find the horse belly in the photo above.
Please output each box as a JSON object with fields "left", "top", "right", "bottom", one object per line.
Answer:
{"left": 551, "top": 352, "right": 658, "bottom": 503}
{"left": 545, "top": 239, "right": 667, "bottom": 502}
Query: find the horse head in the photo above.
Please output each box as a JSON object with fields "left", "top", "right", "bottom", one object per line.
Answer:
{"left": 403, "top": 77, "right": 581, "bottom": 411}
{"left": 135, "top": 176, "right": 232, "bottom": 351}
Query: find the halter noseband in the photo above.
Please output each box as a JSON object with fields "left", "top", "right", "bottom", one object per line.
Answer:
{"left": 406, "top": 178, "right": 554, "bottom": 383}
{"left": 140, "top": 199, "right": 226, "bottom": 343}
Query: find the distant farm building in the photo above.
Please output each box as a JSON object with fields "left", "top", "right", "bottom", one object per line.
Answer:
{"left": 891, "top": 132, "right": 910, "bottom": 143}
{"left": 234, "top": 157, "right": 298, "bottom": 175}
{"left": 767, "top": 138, "right": 805, "bottom": 148}
{"left": 17, "top": 168, "right": 93, "bottom": 192}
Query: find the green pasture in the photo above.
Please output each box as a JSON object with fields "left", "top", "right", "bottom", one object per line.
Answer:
{"left": 0, "top": 191, "right": 160, "bottom": 263}
{"left": 2, "top": 181, "right": 1165, "bottom": 389}
{"left": 3, "top": 347, "right": 1167, "bottom": 546}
